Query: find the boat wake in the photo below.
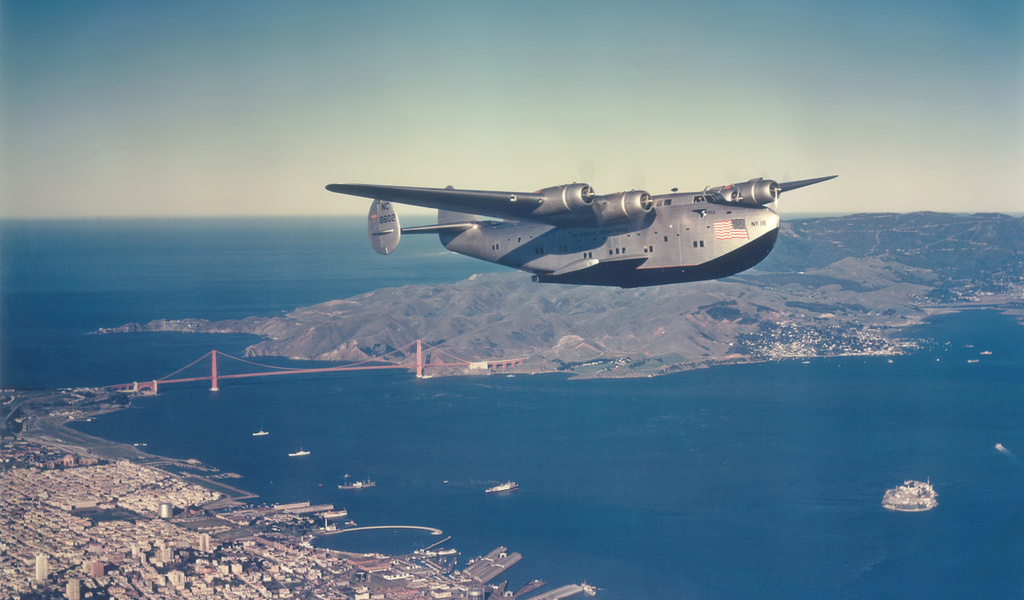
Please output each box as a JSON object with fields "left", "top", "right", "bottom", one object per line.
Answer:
{"left": 994, "top": 443, "right": 1024, "bottom": 475}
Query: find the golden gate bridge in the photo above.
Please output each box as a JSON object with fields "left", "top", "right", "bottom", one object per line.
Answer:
{"left": 107, "top": 340, "right": 525, "bottom": 394}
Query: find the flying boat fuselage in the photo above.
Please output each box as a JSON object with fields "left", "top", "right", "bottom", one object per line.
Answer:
{"left": 440, "top": 195, "right": 779, "bottom": 287}
{"left": 326, "top": 175, "right": 832, "bottom": 288}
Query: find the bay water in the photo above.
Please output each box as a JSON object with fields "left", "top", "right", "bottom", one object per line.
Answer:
{"left": 2, "top": 219, "right": 1022, "bottom": 599}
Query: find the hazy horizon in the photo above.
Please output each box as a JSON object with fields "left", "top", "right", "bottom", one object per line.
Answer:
{"left": 2, "top": 1, "right": 1022, "bottom": 219}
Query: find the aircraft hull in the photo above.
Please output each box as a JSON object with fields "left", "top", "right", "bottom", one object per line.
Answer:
{"left": 534, "top": 226, "right": 779, "bottom": 287}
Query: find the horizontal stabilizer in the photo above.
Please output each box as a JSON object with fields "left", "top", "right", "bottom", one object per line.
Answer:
{"left": 402, "top": 222, "right": 478, "bottom": 235}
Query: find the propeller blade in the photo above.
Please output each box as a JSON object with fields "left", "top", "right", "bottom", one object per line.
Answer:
{"left": 777, "top": 175, "right": 838, "bottom": 193}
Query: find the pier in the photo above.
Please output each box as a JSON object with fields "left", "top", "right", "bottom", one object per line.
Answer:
{"left": 522, "top": 584, "right": 587, "bottom": 600}
{"left": 464, "top": 546, "right": 523, "bottom": 583}
{"left": 322, "top": 525, "right": 443, "bottom": 536}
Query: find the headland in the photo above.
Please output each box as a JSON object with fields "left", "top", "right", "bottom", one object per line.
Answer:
{"left": 95, "top": 213, "right": 1024, "bottom": 378}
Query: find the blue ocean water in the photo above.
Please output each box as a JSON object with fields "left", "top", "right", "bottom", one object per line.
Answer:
{"left": 2, "top": 219, "right": 1023, "bottom": 599}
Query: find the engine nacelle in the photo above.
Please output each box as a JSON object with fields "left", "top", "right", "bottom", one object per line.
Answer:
{"left": 593, "top": 190, "right": 653, "bottom": 223}
{"left": 533, "top": 183, "right": 595, "bottom": 217}
{"left": 720, "top": 178, "right": 780, "bottom": 205}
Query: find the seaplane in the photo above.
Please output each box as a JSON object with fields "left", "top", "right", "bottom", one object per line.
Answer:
{"left": 326, "top": 175, "right": 836, "bottom": 287}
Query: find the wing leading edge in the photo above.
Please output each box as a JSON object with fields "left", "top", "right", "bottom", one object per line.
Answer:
{"left": 326, "top": 183, "right": 545, "bottom": 222}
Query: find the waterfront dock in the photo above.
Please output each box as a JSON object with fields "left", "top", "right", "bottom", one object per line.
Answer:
{"left": 464, "top": 546, "right": 523, "bottom": 583}
{"left": 522, "top": 584, "right": 587, "bottom": 600}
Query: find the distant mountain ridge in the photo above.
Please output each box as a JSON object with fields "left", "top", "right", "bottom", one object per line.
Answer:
{"left": 765, "top": 212, "right": 1024, "bottom": 281}
{"left": 98, "top": 212, "right": 1024, "bottom": 377}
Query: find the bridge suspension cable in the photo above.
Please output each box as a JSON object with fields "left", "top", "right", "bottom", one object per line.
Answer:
{"left": 106, "top": 339, "right": 526, "bottom": 393}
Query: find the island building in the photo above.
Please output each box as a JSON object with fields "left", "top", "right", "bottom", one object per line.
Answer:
{"left": 882, "top": 479, "right": 938, "bottom": 512}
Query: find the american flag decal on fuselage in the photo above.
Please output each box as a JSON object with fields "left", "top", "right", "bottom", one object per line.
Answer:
{"left": 713, "top": 219, "right": 748, "bottom": 240}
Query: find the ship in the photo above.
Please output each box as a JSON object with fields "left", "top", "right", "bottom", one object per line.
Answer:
{"left": 319, "top": 509, "right": 349, "bottom": 518}
{"left": 288, "top": 449, "right": 310, "bottom": 457}
{"left": 882, "top": 479, "right": 937, "bottom": 512}
{"left": 486, "top": 481, "right": 518, "bottom": 494}
{"left": 253, "top": 429, "right": 269, "bottom": 436}
{"left": 338, "top": 478, "right": 375, "bottom": 490}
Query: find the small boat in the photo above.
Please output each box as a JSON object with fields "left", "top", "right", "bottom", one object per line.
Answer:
{"left": 486, "top": 481, "right": 518, "bottom": 494}
{"left": 288, "top": 449, "right": 310, "bottom": 457}
{"left": 253, "top": 430, "right": 269, "bottom": 436}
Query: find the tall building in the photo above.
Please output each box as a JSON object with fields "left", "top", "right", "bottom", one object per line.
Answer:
{"left": 66, "top": 579, "right": 81, "bottom": 600}
{"left": 90, "top": 560, "right": 105, "bottom": 579}
{"left": 35, "top": 553, "right": 48, "bottom": 583}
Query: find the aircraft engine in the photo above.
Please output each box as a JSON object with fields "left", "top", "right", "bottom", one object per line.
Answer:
{"left": 593, "top": 190, "right": 653, "bottom": 223}
{"left": 534, "top": 183, "right": 595, "bottom": 217}
{"left": 720, "top": 178, "right": 780, "bottom": 205}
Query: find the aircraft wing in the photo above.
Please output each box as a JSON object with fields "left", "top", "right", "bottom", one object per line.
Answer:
{"left": 326, "top": 183, "right": 547, "bottom": 222}
{"left": 777, "top": 175, "right": 838, "bottom": 193}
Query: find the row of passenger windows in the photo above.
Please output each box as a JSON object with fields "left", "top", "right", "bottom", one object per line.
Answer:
{"left": 529, "top": 236, "right": 706, "bottom": 259}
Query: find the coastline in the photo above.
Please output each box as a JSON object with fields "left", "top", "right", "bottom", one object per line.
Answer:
{"left": 90, "top": 290, "right": 1024, "bottom": 380}
{"left": 13, "top": 390, "right": 260, "bottom": 507}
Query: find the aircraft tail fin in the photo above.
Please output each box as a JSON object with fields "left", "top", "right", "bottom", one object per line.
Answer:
{"left": 367, "top": 199, "right": 400, "bottom": 255}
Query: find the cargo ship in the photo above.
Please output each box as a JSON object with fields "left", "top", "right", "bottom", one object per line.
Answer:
{"left": 288, "top": 449, "right": 310, "bottom": 457}
{"left": 486, "top": 481, "right": 518, "bottom": 494}
{"left": 338, "top": 478, "right": 375, "bottom": 490}
{"left": 882, "top": 479, "right": 937, "bottom": 512}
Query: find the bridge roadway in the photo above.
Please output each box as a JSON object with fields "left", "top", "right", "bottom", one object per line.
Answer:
{"left": 323, "top": 525, "right": 444, "bottom": 536}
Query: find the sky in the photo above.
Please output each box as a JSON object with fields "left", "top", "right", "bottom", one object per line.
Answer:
{"left": 1, "top": 0, "right": 1022, "bottom": 218}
